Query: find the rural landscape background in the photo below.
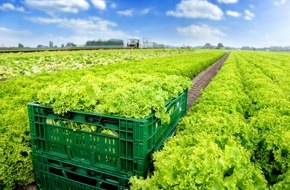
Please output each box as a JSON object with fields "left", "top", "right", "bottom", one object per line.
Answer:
{"left": 0, "top": 0, "right": 290, "bottom": 49}
{"left": 1, "top": 0, "right": 290, "bottom": 190}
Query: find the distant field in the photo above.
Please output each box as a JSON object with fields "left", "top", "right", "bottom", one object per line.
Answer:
{"left": 0, "top": 49, "right": 209, "bottom": 80}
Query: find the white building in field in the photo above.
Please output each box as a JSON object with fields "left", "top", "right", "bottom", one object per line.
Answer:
{"left": 142, "top": 38, "right": 153, "bottom": 48}
{"left": 49, "top": 41, "right": 53, "bottom": 48}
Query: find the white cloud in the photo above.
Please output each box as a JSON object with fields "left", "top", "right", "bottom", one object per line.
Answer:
{"left": 27, "top": 17, "right": 118, "bottom": 32}
{"left": 263, "top": 33, "right": 290, "bottom": 47}
{"left": 140, "top": 8, "right": 151, "bottom": 15}
{"left": 226, "top": 10, "right": 240, "bottom": 17}
{"left": 0, "top": 3, "right": 24, "bottom": 12}
{"left": 26, "top": 16, "right": 128, "bottom": 41}
{"left": 24, "top": 0, "right": 90, "bottom": 14}
{"left": 0, "top": 26, "right": 30, "bottom": 35}
{"left": 117, "top": 8, "right": 152, "bottom": 16}
{"left": 111, "top": 3, "right": 117, "bottom": 8}
{"left": 167, "top": 0, "right": 223, "bottom": 20}
{"left": 244, "top": 9, "right": 254, "bottom": 20}
{"left": 18, "top": 15, "right": 135, "bottom": 46}
{"left": 0, "top": 27, "right": 11, "bottom": 33}
{"left": 217, "top": 0, "right": 238, "bottom": 4}
{"left": 0, "top": 26, "right": 32, "bottom": 47}
{"left": 249, "top": 4, "right": 255, "bottom": 9}
{"left": 91, "top": 0, "right": 106, "bottom": 10}
{"left": 274, "top": 0, "right": 287, "bottom": 6}
{"left": 117, "top": 9, "right": 134, "bottom": 16}
{"left": 177, "top": 24, "right": 226, "bottom": 41}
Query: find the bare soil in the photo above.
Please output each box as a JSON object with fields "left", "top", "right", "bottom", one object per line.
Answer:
{"left": 18, "top": 185, "right": 36, "bottom": 190}
{"left": 187, "top": 52, "right": 229, "bottom": 110}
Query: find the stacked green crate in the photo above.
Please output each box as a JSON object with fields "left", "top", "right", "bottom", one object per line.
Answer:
{"left": 28, "top": 73, "right": 190, "bottom": 189}
{"left": 28, "top": 91, "right": 187, "bottom": 189}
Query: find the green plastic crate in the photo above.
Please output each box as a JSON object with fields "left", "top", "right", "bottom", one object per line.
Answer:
{"left": 28, "top": 89, "right": 187, "bottom": 177}
{"left": 33, "top": 154, "right": 127, "bottom": 190}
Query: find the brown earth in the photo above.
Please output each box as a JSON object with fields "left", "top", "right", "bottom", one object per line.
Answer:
{"left": 18, "top": 185, "right": 35, "bottom": 190}
{"left": 187, "top": 52, "right": 229, "bottom": 110}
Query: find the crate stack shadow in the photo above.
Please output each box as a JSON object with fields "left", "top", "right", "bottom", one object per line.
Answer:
{"left": 27, "top": 90, "right": 188, "bottom": 190}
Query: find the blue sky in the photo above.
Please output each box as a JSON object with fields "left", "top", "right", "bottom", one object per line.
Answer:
{"left": 0, "top": 0, "right": 289, "bottom": 47}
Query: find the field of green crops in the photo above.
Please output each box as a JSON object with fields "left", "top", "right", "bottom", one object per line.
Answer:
{"left": 1, "top": 49, "right": 289, "bottom": 190}
{"left": 0, "top": 49, "right": 225, "bottom": 189}
{"left": 0, "top": 49, "right": 211, "bottom": 80}
{"left": 130, "top": 51, "right": 290, "bottom": 190}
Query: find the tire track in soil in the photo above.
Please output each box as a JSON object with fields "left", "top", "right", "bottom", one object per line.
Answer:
{"left": 187, "top": 52, "right": 230, "bottom": 110}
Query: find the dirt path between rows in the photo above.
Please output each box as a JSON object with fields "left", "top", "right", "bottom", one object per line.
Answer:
{"left": 187, "top": 52, "right": 230, "bottom": 110}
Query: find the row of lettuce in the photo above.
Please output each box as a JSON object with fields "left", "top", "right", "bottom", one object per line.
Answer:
{"left": 37, "top": 72, "right": 192, "bottom": 125}
{"left": 0, "top": 49, "right": 205, "bottom": 80}
{"left": 0, "top": 49, "right": 225, "bottom": 189}
{"left": 130, "top": 51, "right": 290, "bottom": 189}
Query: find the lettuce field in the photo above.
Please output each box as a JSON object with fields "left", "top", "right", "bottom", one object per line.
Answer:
{"left": 0, "top": 49, "right": 209, "bottom": 80}
{"left": 0, "top": 49, "right": 224, "bottom": 189}
{"left": 130, "top": 51, "right": 290, "bottom": 190}
{"left": 0, "top": 49, "right": 289, "bottom": 190}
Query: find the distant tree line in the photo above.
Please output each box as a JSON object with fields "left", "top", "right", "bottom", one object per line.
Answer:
{"left": 8, "top": 40, "right": 290, "bottom": 51}
{"left": 202, "top": 43, "right": 224, "bottom": 49}
{"left": 85, "top": 39, "right": 123, "bottom": 46}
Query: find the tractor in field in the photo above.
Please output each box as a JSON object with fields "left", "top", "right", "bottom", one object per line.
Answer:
{"left": 127, "top": 39, "right": 139, "bottom": 48}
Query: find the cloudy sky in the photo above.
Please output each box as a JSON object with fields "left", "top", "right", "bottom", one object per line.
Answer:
{"left": 0, "top": 0, "right": 289, "bottom": 47}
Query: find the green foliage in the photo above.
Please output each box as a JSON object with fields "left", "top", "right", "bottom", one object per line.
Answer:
{"left": 0, "top": 49, "right": 222, "bottom": 80}
{"left": 0, "top": 49, "right": 225, "bottom": 189}
{"left": 130, "top": 134, "right": 267, "bottom": 190}
{"left": 250, "top": 109, "right": 290, "bottom": 185}
{"left": 255, "top": 127, "right": 290, "bottom": 185}
{"left": 0, "top": 108, "right": 34, "bottom": 190}
{"left": 130, "top": 51, "right": 290, "bottom": 189}
{"left": 37, "top": 72, "right": 192, "bottom": 123}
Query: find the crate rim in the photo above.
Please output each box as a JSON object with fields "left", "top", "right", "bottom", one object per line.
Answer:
{"left": 28, "top": 88, "right": 188, "bottom": 122}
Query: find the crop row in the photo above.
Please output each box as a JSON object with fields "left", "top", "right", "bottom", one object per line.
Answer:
{"left": 0, "top": 49, "right": 225, "bottom": 189}
{"left": 0, "top": 49, "right": 211, "bottom": 80}
{"left": 130, "top": 51, "right": 290, "bottom": 189}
